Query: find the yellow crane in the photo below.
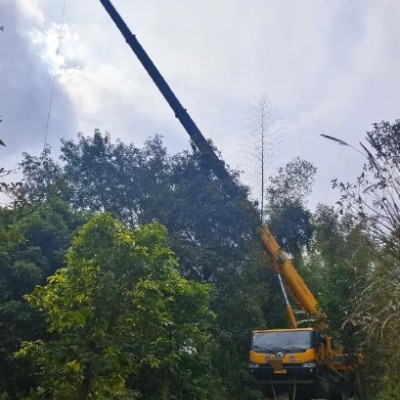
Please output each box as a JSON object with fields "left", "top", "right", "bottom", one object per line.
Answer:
{"left": 97, "top": 1, "right": 356, "bottom": 398}
{"left": 250, "top": 226, "right": 352, "bottom": 399}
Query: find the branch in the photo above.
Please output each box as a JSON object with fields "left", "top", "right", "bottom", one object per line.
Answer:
{"left": 320, "top": 134, "right": 366, "bottom": 157}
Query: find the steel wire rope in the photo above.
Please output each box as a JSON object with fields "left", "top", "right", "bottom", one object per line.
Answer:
{"left": 43, "top": 0, "right": 67, "bottom": 149}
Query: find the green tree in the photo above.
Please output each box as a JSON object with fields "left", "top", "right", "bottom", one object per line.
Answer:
{"left": 305, "top": 205, "right": 370, "bottom": 333}
{"left": 60, "top": 132, "right": 171, "bottom": 227}
{"left": 18, "top": 214, "right": 216, "bottom": 399}
{"left": 265, "top": 157, "right": 316, "bottom": 261}
{"left": 326, "top": 120, "right": 400, "bottom": 398}
{"left": 18, "top": 146, "right": 65, "bottom": 204}
{"left": 334, "top": 120, "right": 400, "bottom": 257}
{"left": 0, "top": 139, "right": 11, "bottom": 197}
{"left": 0, "top": 197, "right": 82, "bottom": 398}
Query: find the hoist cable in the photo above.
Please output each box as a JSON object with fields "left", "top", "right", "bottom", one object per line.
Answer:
{"left": 43, "top": 0, "right": 67, "bottom": 149}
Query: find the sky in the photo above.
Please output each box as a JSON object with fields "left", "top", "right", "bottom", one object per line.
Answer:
{"left": 1, "top": 0, "right": 399, "bottom": 209}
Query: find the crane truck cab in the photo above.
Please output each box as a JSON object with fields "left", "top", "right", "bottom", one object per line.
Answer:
{"left": 249, "top": 328, "right": 320, "bottom": 383}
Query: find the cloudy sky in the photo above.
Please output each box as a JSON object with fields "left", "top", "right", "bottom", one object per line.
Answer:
{"left": 1, "top": 0, "right": 399, "bottom": 209}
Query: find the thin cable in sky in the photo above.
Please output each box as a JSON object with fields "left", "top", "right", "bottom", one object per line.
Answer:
{"left": 43, "top": 0, "right": 67, "bottom": 149}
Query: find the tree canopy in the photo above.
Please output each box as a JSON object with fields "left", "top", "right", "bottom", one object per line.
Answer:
{"left": 1, "top": 120, "right": 400, "bottom": 399}
{"left": 18, "top": 214, "right": 217, "bottom": 400}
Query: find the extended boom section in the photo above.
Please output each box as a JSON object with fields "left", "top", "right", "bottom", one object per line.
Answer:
{"left": 259, "top": 226, "right": 320, "bottom": 321}
{"left": 98, "top": 0, "right": 240, "bottom": 198}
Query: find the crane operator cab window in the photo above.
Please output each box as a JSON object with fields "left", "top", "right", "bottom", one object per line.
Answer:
{"left": 252, "top": 330, "right": 313, "bottom": 354}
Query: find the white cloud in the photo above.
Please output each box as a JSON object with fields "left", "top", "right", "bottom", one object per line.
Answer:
{"left": 0, "top": 0, "right": 75, "bottom": 160}
{"left": 15, "top": 0, "right": 45, "bottom": 24}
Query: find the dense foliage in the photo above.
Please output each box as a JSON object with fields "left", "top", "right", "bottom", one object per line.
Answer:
{"left": 1, "top": 120, "right": 399, "bottom": 399}
{"left": 0, "top": 132, "right": 273, "bottom": 399}
{"left": 18, "top": 215, "right": 216, "bottom": 399}
{"left": 332, "top": 120, "right": 400, "bottom": 399}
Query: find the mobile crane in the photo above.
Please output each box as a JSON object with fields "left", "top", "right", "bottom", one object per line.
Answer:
{"left": 98, "top": 1, "right": 356, "bottom": 398}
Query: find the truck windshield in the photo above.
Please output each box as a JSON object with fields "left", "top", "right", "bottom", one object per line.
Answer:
{"left": 252, "top": 331, "right": 312, "bottom": 352}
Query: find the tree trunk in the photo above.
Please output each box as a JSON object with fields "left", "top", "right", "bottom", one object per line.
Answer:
{"left": 163, "top": 373, "right": 170, "bottom": 400}
{"left": 78, "top": 372, "right": 91, "bottom": 400}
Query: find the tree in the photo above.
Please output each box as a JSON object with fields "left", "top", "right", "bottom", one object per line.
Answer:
{"left": 332, "top": 120, "right": 400, "bottom": 256}
{"left": 18, "top": 214, "right": 216, "bottom": 399}
{"left": 326, "top": 120, "right": 400, "bottom": 398}
{"left": 305, "top": 205, "right": 370, "bottom": 332}
{"left": 0, "top": 197, "right": 82, "bottom": 398}
{"left": 244, "top": 94, "right": 281, "bottom": 221}
{"left": 265, "top": 157, "right": 316, "bottom": 261}
{"left": 60, "top": 131, "right": 124, "bottom": 215}
{"left": 60, "top": 131, "right": 172, "bottom": 227}
{"left": 18, "top": 145, "right": 65, "bottom": 204}
{"left": 0, "top": 139, "right": 15, "bottom": 200}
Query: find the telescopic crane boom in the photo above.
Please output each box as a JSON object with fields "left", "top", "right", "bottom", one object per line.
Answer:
{"left": 98, "top": 0, "right": 238, "bottom": 196}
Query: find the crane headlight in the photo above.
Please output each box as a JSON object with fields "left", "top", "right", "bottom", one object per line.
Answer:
{"left": 302, "top": 362, "right": 316, "bottom": 368}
